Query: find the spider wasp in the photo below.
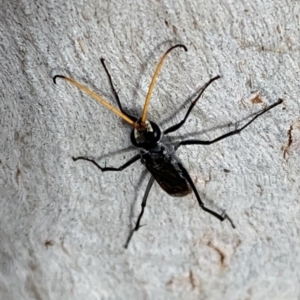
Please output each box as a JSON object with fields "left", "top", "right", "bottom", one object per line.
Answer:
{"left": 53, "top": 44, "right": 282, "bottom": 248}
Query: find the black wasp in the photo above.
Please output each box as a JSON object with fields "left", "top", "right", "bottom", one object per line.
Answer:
{"left": 53, "top": 44, "right": 282, "bottom": 248}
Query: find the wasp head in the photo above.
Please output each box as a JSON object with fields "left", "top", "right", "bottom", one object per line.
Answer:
{"left": 131, "top": 120, "right": 162, "bottom": 150}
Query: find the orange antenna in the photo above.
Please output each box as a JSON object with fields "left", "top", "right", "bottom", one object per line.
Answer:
{"left": 53, "top": 75, "right": 137, "bottom": 128}
{"left": 140, "top": 44, "right": 187, "bottom": 126}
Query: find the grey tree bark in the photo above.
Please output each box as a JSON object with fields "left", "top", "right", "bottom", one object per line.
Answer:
{"left": 0, "top": 0, "right": 299, "bottom": 299}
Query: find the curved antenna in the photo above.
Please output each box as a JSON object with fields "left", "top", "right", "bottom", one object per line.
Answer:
{"left": 140, "top": 44, "right": 188, "bottom": 126}
{"left": 53, "top": 75, "right": 137, "bottom": 128}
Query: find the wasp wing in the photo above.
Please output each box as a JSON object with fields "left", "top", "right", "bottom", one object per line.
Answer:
{"left": 146, "top": 161, "right": 191, "bottom": 197}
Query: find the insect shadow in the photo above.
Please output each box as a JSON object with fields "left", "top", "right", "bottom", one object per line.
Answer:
{"left": 53, "top": 44, "right": 283, "bottom": 248}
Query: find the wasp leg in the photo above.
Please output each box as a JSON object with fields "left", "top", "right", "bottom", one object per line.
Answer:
{"left": 124, "top": 176, "right": 155, "bottom": 249}
{"left": 72, "top": 154, "right": 140, "bottom": 172}
{"left": 175, "top": 99, "right": 283, "bottom": 149}
{"left": 164, "top": 76, "right": 220, "bottom": 135}
{"left": 180, "top": 164, "right": 235, "bottom": 228}
{"left": 101, "top": 58, "right": 137, "bottom": 122}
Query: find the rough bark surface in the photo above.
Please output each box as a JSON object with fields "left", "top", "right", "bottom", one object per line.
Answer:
{"left": 0, "top": 0, "right": 299, "bottom": 299}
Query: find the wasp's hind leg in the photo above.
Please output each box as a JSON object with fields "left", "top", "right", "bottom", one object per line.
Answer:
{"left": 180, "top": 164, "right": 235, "bottom": 228}
{"left": 124, "top": 176, "right": 155, "bottom": 248}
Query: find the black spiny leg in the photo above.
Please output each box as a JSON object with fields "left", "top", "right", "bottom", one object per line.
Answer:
{"left": 180, "top": 164, "right": 235, "bottom": 228}
{"left": 73, "top": 154, "right": 140, "bottom": 172}
{"left": 175, "top": 99, "right": 283, "bottom": 149}
{"left": 164, "top": 76, "right": 220, "bottom": 135}
{"left": 124, "top": 176, "right": 155, "bottom": 248}
{"left": 100, "top": 58, "right": 137, "bottom": 122}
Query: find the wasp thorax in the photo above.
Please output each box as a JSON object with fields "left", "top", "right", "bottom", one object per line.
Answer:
{"left": 131, "top": 120, "right": 162, "bottom": 150}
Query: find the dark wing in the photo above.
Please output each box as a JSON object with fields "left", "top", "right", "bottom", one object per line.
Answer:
{"left": 146, "top": 161, "right": 191, "bottom": 197}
